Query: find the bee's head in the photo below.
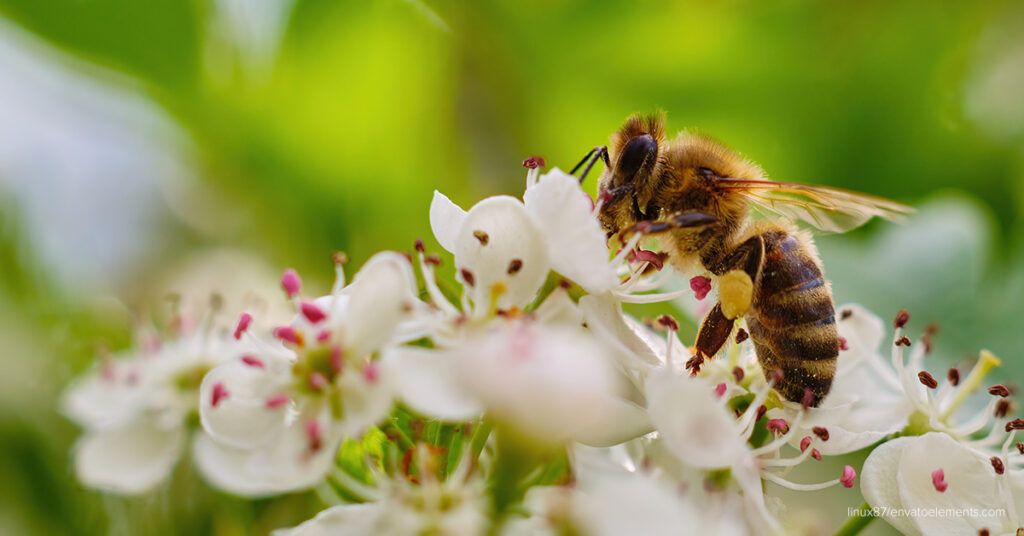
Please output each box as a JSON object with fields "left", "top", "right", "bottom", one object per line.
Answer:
{"left": 597, "top": 113, "right": 667, "bottom": 234}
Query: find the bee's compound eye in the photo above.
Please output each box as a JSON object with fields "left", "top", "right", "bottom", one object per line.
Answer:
{"left": 617, "top": 134, "right": 658, "bottom": 183}
{"left": 698, "top": 167, "right": 717, "bottom": 180}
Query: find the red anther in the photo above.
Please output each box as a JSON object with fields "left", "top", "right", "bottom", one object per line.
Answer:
{"left": 802, "top": 387, "right": 815, "bottom": 411}
{"left": 735, "top": 328, "right": 749, "bottom": 344}
{"left": 308, "top": 372, "right": 328, "bottom": 391}
{"left": 838, "top": 336, "right": 849, "bottom": 351}
{"left": 895, "top": 336, "right": 911, "bottom": 347}
{"left": 1016, "top": 442, "right": 1023, "bottom": 455}
{"left": 425, "top": 254, "right": 442, "bottom": 266}
{"left": 460, "top": 269, "right": 475, "bottom": 287}
{"left": 332, "top": 251, "right": 349, "bottom": 266}
{"left": 931, "top": 468, "right": 948, "bottom": 492}
{"left": 988, "top": 385, "right": 1010, "bottom": 397}
{"left": 840, "top": 466, "right": 856, "bottom": 488}
{"left": 800, "top": 436, "right": 812, "bottom": 452}
{"left": 755, "top": 405, "right": 768, "bottom": 422}
{"left": 840, "top": 309, "right": 853, "bottom": 320}
{"left": 812, "top": 426, "right": 830, "bottom": 441}
{"left": 995, "top": 400, "right": 1011, "bottom": 418}
{"left": 769, "top": 369, "right": 785, "bottom": 386}
{"left": 233, "top": 313, "right": 253, "bottom": 340}
{"left": 472, "top": 230, "right": 489, "bottom": 245}
{"left": 281, "top": 269, "right": 302, "bottom": 297}
{"left": 301, "top": 302, "right": 327, "bottom": 324}
{"left": 657, "top": 314, "right": 679, "bottom": 331}
{"left": 306, "top": 420, "right": 323, "bottom": 452}
{"left": 265, "top": 394, "right": 289, "bottom": 409}
{"left": 274, "top": 326, "right": 300, "bottom": 345}
{"left": 317, "top": 329, "right": 331, "bottom": 343}
{"left": 330, "top": 346, "right": 344, "bottom": 372}
{"left": 715, "top": 382, "right": 727, "bottom": 398}
{"left": 240, "top": 355, "right": 264, "bottom": 369}
{"left": 211, "top": 382, "right": 229, "bottom": 408}
{"left": 414, "top": 239, "right": 425, "bottom": 253}
{"left": 990, "top": 456, "right": 1005, "bottom": 475}
{"left": 363, "top": 363, "right": 379, "bottom": 383}
{"left": 811, "top": 448, "right": 822, "bottom": 461}
{"left": 632, "top": 249, "right": 663, "bottom": 270}
{"left": 507, "top": 259, "right": 523, "bottom": 275}
{"left": 689, "top": 276, "right": 712, "bottom": 300}
{"left": 522, "top": 156, "right": 546, "bottom": 169}
{"left": 732, "top": 366, "right": 745, "bottom": 383}
{"left": 1006, "top": 419, "right": 1024, "bottom": 432}
{"left": 948, "top": 367, "right": 960, "bottom": 386}
{"left": 767, "top": 419, "right": 789, "bottom": 435}
{"left": 918, "top": 371, "right": 938, "bottom": 389}
{"left": 894, "top": 309, "right": 910, "bottom": 329}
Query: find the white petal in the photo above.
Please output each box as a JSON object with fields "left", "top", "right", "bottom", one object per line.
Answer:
{"left": 384, "top": 346, "right": 483, "bottom": 421}
{"left": 860, "top": 436, "right": 920, "bottom": 536}
{"left": 192, "top": 433, "right": 289, "bottom": 497}
{"left": 835, "top": 303, "right": 887, "bottom": 371}
{"left": 456, "top": 321, "right": 616, "bottom": 446}
{"left": 61, "top": 364, "right": 149, "bottom": 429}
{"left": 341, "top": 251, "right": 420, "bottom": 357}
{"left": 73, "top": 418, "right": 184, "bottom": 494}
{"left": 272, "top": 503, "right": 386, "bottom": 536}
{"left": 645, "top": 368, "right": 747, "bottom": 469}
{"left": 198, "top": 358, "right": 290, "bottom": 449}
{"left": 571, "top": 396, "right": 652, "bottom": 447}
{"left": 523, "top": 169, "right": 618, "bottom": 293}
{"left": 533, "top": 288, "right": 584, "bottom": 327}
{"left": 335, "top": 367, "right": 395, "bottom": 439}
{"left": 898, "top": 433, "right": 1005, "bottom": 536}
{"left": 578, "top": 294, "right": 661, "bottom": 372}
{"left": 242, "top": 413, "right": 346, "bottom": 492}
{"left": 429, "top": 190, "right": 467, "bottom": 254}
{"left": 454, "top": 196, "right": 549, "bottom": 311}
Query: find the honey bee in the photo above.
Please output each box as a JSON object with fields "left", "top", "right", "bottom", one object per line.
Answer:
{"left": 580, "top": 113, "right": 912, "bottom": 406}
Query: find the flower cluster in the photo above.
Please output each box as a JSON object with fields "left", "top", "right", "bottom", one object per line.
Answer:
{"left": 62, "top": 161, "right": 1022, "bottom": 535}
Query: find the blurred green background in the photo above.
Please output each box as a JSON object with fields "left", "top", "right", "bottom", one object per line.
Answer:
{"left": 1, "top": 0, "right": 1022, "bottom": 534}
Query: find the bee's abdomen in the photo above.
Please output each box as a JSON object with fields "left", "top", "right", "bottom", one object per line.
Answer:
{"left": 746, "top": 230, "right": 837, "bottom": 406}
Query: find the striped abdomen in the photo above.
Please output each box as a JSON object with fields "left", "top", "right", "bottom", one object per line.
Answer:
{"left": 745, "top": 230, "right": 837, "bottom": 406}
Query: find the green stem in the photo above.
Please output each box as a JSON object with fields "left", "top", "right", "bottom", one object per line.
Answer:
{"left": 833, "top": 502, "right": 876, "bottom": 536}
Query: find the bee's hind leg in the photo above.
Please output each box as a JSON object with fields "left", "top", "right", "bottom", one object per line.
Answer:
{"left": 688, "top": 303, "right": 735, "bottom": 374}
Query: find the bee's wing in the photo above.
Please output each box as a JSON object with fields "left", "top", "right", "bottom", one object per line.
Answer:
{"left": 718, "top": 178, "right": 914, "bottom": 233}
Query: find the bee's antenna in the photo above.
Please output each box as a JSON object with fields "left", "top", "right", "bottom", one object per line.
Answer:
{"left": 570, "top": 145, "right": 609, "bottom": 183}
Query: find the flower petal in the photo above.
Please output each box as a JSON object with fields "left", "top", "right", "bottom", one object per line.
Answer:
{"left": 861, "top": 436, "right": 920, "bottom": 536}
{"left": 533, "top": 287, "right": 584, "bottom": 327}
{"left": 73, "top": 418, "right": 185, "bottom": 494}
{"left": 645, "top": 368, "right": 747, "bottom": 469}
{"left": 384, "top": 346, "right": 483, "bottom": 421}
{"left": 341, "top": 251, "right": 420, "bottom": 357}
{"left": 523, "top": 169, "right": 618, "bottom": 293}
{"left": 198, "top": 358, "right": 291, "bottom": 449}
{"left": 272, "top": 503, "right": 386, "bottom": 536}
{"left": 454, "top": 196, "right": 549, "bottom": 311}
{"left": 429, "top": 190, "right": 467, "bottom": 254}
{"left": 898, "top": 433, "right": 1005, "bottom": 536}
{"left": 192, "top": 433, "right": 290, "bottom": 497}
{"left": 578, "top": 294, "right": 662, "bottom": 373}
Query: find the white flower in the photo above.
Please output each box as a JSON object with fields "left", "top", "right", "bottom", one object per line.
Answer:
{"left": 645, "top": 366, "right": 858, "bottom": 534}
{"left": 273, "top": 446, "right": 488, "bottom": 536}
{"left": 862, "top": 432, "right": 1024, "bottom": 536}
{"left": 503, "top": 447, "right": 749, "bottom": 536}
{"left": 61, "top": 315, "right": 247, "bottom": 494}
{"left": 387, "top": 319, "right": 648, "bottom": 448}
{"left": 196, "top": 252, "right": 423, "bottom": 495}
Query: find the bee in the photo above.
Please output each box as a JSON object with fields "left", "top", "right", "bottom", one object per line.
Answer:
{"left": 579, "top": 113, "right": 912, "bottom": 406}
